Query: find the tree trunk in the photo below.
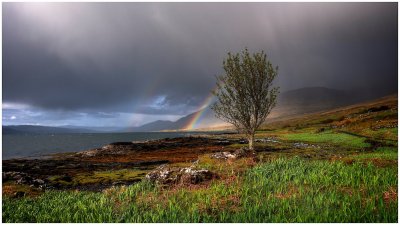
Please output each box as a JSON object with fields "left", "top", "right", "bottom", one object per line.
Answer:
{"left": 248, "top": 134, "right": 254, "bottom": 150}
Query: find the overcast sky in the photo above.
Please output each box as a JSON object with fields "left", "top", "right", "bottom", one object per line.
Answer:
{"left": 3, "top": 2, "right": 398, "bottom": 127}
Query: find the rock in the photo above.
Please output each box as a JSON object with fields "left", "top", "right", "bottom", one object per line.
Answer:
{"left": 13, "top": 174, "right": 23, "bottom": 180}
{"left": 233, "top": 147, "right": 247, "bottom": 158}
{"left": 293, "top": 142, "right": 309, "bottom": 148}
{"left": 13, "top": 191, "right": 26, "bottom": 198}
{"left": 293, "top": 142, "right": 320, "bottom": 149}
{"left": 3, "top": 171, "right": 29, "bottom": 182}
{"left": 211, "top": 147, "right": 248, "bottom": 160}
{"left": 238, "top": 139, "right": 248, "bottom": 144}
{"left": 180, "top": 168, "right": 214, "bottom": 184}
{"left": 16, "top": 177, "right": 24, "bottom": 184}
{"left": 214, "top": 139, "right": 231, "bottom": 145}
{"left": 145, "top": 165, "right": 215, "bottom": 185}
{"left": 77, "top": 137, "right": 219, "bottom": 158}
{"left": 33, "top": 179, "right": 45, "bottom": 186}
{"left": 3, "top": 171, "right": 48, "bottom": 189}
{"left": 78, "top": 149, "right": 98, "bottom": 157}
{"left": 112, "top": 181, "right": 127, "bottom": 186}
{"left": 210, "top": 152, "right": 237, "bottom": 160}
{"left": 255, "top": 137, "right": 280, "bottom": 143}
{"left": 16, "top": 176, "right": 33, "bottom": 185}
{"left": 145, "top": 165, "right": 179, "bottom": 184}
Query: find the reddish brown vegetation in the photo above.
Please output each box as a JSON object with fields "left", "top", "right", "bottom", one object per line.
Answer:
{"left": 383, "top": 187, "right": 397, "bottom": 205}
{"left": 81, "top": 145, "right": 225, "bottom": 164}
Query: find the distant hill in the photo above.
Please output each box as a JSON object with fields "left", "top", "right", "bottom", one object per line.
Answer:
{"left": 279, "top": 87, "right": 351, "bottom": 107}
{"left": 127, "top": 109, "right": 224, "bottom": 132}
{"left": 60, "top": 125, "right": 123, "bottom": 132}
{"left": 130, "top": 87, "right": 394, "bottom": 131}
{"left": 2, "top": 125, "right": 95, "bottom": 134}
{"left": 6, "top": 87, "right": 394, "bottom": 133}
{"left": 267, "top": 87, "right": 357, "bottom": 119}
{"left": 127, "top": 120, "right": 174, "bottom": 132}
{"left": 3, "top": 127, "right": 22, "bottom": 134}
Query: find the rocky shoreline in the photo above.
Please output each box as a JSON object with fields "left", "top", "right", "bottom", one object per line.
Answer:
{"left": 2, "top": 136, "right": 244, "bottom": 195}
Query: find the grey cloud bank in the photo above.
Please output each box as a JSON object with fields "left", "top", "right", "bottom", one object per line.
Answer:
{"left": 3, "top": 3, "right": 397, "bottom": 126}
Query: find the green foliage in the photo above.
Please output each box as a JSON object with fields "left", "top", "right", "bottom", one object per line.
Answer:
{"left": 240, "top": 157, "right": 397, "bottom": 222}
{"left": 2, "top": 181, "right": 155, "bottom": 223}
{"left": 3, "top": 158, "right": 397, "bottom": 222}
{"left": 212, "top": 48, "right": 279, "bottom": 149}
{"left": 3, "top": 191, "right": 114, "bottom": 222}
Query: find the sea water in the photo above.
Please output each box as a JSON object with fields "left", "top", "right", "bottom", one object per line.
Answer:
{"left": 2, "top": 132, "right": 214, "bottom": 159}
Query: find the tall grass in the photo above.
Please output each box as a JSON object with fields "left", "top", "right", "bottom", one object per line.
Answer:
{"left": 3, "top": 157, "right": 397, "bottom": 222}
{"left": 3, "top": 191, "right": 115, "bottom": 222}
{"left": 238, "top": 157, "right": 397, "bottom": 222}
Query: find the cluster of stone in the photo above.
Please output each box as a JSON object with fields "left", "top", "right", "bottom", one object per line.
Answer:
{"left": 145, "top": 164, "right": 215, "bottom": 185}
{"left": 210, "top": 147, "right": 248, "bottom": 160}
{"left": 3, "top": 171, "right": 46, "bottom": 189}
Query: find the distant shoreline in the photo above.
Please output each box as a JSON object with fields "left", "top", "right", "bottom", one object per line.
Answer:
{"left": 3, "top": 131, "right": 231, "bottom": 160}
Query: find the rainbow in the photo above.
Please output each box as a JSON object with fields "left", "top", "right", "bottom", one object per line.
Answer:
{"left": 184, "top": 86, "right": 218, "bottom": 130}
{"left": 128, "top": 81, "right": 219, "bottom": 130}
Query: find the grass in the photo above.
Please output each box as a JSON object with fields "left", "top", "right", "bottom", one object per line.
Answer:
{"left": 48, "top": 169, "right": 149, "bottom": 186}
{"left": 281, "top": 130, "right": 370, "bottom": 148}
{"left": 73, "top": 169, "right": 148, "bottom": 185}
{"left": 348, "top": 147, "right": 398, "bottom": 161}
{"left": 3, "top": 191, "right": 115, "bottom": 222}
{"left": 3, "top": 157, "right": 397, "bottom": 222}
{"left": 2, "top": 182, "right": 42, "bottom": 198}
{"left": 361, "top": 128, "right": 398, "bottom": 141}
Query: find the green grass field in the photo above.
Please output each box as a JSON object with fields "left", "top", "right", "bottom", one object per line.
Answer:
{"left": 282, "top": 130, "right": 371, "bottom": 148}
{"left": 3, "top": 157, "right": 397, "bottom": 222}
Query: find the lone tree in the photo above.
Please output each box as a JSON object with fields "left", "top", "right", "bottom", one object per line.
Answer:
{"left": 212, "top": 48, "right": 279, "bottom": 150}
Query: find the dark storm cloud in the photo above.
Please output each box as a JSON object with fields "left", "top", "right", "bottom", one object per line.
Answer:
{"left": 3, "top": 2, "right": 398, "bottom": 115}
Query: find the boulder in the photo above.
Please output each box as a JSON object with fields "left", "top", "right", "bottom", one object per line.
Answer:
{"left": 3, "top": 171, "right": 47, "bottom": 189}
{"left": 210, "top": 152, "right": 237, "bottom": 160}
{"left": 180, "top": 167, "right": 214, "bottom": 184}
{"left": 145, "top": 165, "right": 215, "bottom": 185}
{"left": 210, "top": 147, "right": 248, "bottom": 160}
{"left": 233, "top": 147, "right": 247, "bottom": 158}
{"left": 145, "top": 164, "right": 179, "bottom": 184}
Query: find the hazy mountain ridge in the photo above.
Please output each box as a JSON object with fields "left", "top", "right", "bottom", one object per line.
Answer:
{"left": 5, "top": 87, "right": 394, "bottom": 133}
{"left": 125, "top": 120, "right": 175, "bottom": 132}
{"left": 2, "top": 125, "right": 96, "bottom": 135}
{"left": 268, "top": 87, "right": 356, "bottom": 119}
{"left": 131, "top": 87, "right": 382, "bottom": 131}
